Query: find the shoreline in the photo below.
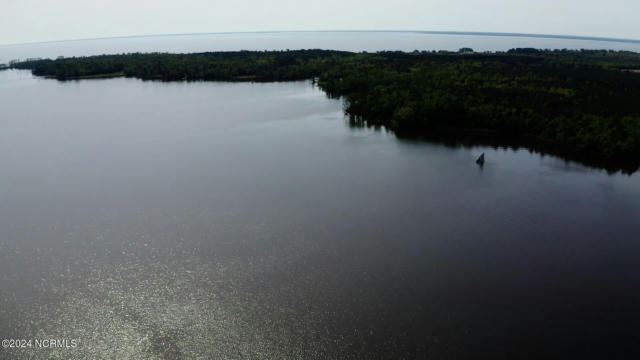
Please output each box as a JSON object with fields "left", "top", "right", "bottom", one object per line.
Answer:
{"left": 9, "top": 49, "right": 640, "bottom": 173}
{"left": 391, "top": 126, "right": 639, "bottom": 174}
{"left": 44, "top": 71, "right": 124, "bottom": 80}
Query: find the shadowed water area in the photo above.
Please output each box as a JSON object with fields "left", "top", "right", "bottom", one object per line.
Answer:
{"left": 1, "top": 63, "right": 640, "bottom": 359}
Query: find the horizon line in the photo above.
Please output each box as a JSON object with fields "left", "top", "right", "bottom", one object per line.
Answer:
{"left": 2, "top": 30, "right": 640, "bottom": 47}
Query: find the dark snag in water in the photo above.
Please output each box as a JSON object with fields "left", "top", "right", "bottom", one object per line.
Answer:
{"left": 476, "top": 153, "right": 485, "bottom": 165}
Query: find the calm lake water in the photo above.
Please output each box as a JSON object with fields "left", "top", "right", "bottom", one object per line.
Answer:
{"left": 1, "top": 33, "right": 640, "bottom": 359}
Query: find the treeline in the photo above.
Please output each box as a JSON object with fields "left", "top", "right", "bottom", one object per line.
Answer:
{"left": 317, "top": 51, "right": 640, "bottom": 172}
{"left": 10, "top": 50, "right": 353, "bottom": 81}
{"left": 10, "top": 49, "right": 640, "bottom": 172}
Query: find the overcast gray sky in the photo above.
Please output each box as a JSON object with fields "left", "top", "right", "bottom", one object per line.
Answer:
{"left": 1, "top": 0, "right": 639, "bottom": 45}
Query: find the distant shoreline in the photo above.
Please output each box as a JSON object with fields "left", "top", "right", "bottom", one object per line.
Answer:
{"left": 2, "top": 30, "right": 639, "bottom": 47}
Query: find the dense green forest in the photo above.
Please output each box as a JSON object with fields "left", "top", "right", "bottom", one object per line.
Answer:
{"left": 8, "top": 49, "right": 640, "bottom": 172}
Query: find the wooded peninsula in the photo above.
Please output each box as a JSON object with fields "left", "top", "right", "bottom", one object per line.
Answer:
{"left": 8, "top": 49, "right": 640, "bottom": 172}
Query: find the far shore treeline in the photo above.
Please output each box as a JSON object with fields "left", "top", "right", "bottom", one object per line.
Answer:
{"left": 7, "top": 49, "right": 640, "bottom": 172}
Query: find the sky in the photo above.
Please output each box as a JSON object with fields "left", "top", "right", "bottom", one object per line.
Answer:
{"left": 1, "top": 0, "right": 639, "bottom": 45}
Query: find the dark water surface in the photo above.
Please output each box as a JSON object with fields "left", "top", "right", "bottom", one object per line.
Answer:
{"left": 1, "top": 68, "right": 640, "bottom": 359}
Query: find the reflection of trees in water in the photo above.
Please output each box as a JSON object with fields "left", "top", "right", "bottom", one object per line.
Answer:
{"left": 345, "top": 114, "right": 639, "bottom": 175}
